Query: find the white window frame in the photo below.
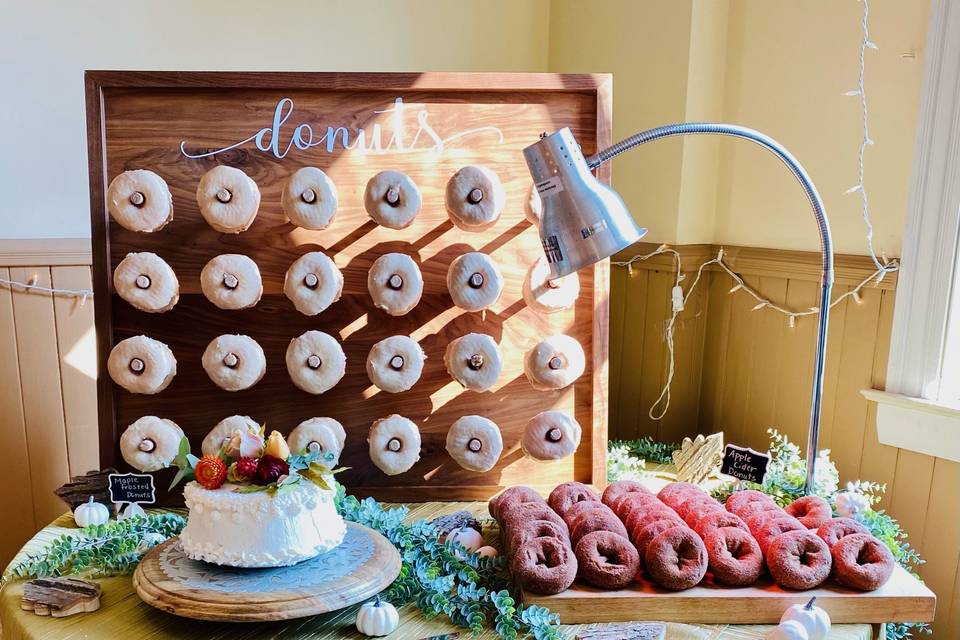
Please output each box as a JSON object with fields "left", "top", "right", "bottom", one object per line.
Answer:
{"left": 862, "top": 0, "right": 960, "bottom": 462}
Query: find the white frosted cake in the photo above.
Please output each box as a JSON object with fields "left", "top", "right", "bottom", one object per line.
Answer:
{"left": 179, "top": 479, "right": 346, "bottom": 567}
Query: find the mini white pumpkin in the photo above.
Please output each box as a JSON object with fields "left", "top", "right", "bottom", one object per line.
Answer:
{"left": 476, "top": 545, "right": 499, "bottom": 558}
{"left": 119, "top": 502, "right": 147, "bottom": 521}
{"left": 767, "top": 619, "right": 809, "bottom": 640}
{"left": 780, "top": 597, "right": 830, "bottom": 640}
{"left": 356, "top": 595, "right": 399, "bottom": 637}
{"left": 74, "top": 496, "right": 110, "bottom": 528}
{"left": 446, "top": 526, "right": 483, "bottom": 552}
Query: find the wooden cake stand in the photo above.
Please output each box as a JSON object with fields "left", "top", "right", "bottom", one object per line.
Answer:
{"left": 133, "top": 522, "right": 400, "bottom": 622}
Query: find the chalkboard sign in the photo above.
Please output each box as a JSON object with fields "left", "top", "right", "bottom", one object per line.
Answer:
{"left": 720, "top": 444, "right": 770, "bottom": 484}
{"left": 108, "top": 473, "right": 156, "bottom": 505}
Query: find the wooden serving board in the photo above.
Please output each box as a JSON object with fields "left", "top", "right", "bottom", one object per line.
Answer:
{"left": 524, "top": 565, "right": 936, "bottom": 625}
{"left": 86, "top": 71, "right": 612, "bottom": 505}
{"left": 132, "top": 521, "right": 401, "bottom": 621}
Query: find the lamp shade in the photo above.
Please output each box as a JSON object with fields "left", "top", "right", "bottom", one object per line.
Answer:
{"left": 523, "top": 128, "right": 646, "bottom": 278}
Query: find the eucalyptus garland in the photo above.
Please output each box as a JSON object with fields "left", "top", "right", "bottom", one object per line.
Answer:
{"left": 336, "top": 488, "right": 561, "bottom": 639}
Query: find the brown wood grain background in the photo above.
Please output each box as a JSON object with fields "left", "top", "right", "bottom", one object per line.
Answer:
{"left": 86, "top": 72, "right": 611, "bottom": 504}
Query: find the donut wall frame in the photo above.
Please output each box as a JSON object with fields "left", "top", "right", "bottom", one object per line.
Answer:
{"left": 86, "top": 71, "right": 611, "bottom": 505}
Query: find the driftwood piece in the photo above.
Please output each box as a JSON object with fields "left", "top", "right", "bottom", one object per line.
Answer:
{"left": 575, "top": 622, "right": 666, "bottom": 640}
{"left": 54, "top": 468, "right": 117, "bottom": 510}
{"left": 20, "top": 577, "right": 102, "bottom": 618}
{"left": 672, "top": 432, "right": 724, "bottom": 484}
{"left": 428, "top": 510, "right": 481, "bottom": 535}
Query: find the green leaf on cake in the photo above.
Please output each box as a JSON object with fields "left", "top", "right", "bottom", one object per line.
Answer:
{"left": 300, "top": 462, "right": 334, "bottom": 491}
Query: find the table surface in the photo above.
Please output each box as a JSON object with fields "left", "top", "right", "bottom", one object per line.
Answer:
{"left": 0, "top": 501, "right": 879, "bottom": 640}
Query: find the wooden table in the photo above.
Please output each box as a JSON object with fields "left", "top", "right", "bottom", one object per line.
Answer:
{"left": 0, "top": 502, "right": 880, "bottom": 640}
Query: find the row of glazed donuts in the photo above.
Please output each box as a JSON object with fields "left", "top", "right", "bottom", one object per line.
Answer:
{"left": 107, "top": 166, "right": 539, "bottom": 234}
{"left": 119, "top": 409, "right": 583, "bottom": 478}
{"left": 108, "top": 331, "right": 587, "bottom": 395}
{"left": 115, "top": 251, "right": 578, "bottom": 317}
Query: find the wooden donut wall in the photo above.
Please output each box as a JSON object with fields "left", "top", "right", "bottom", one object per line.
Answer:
{"left": 87, "top": 72, "right": 611, "bottom": 505}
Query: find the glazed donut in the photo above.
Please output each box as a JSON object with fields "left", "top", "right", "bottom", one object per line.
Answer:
{"left": 200, "top": 254, "right": 262, "bottom": 310}
{"left": 511, "top": 536, "right": 577, "bottom": 595}
{"left": 601, "top": 480, "right": 652, "bottom": 507}
{"left": 703, "top": 527, "right": 763, "bottom": 587}
{"left": 644, "top": 526, "right": 709, "bottom": 590}
{"left": 632, "top": 519, "right": 681, "bottom": 558}
{"left": 831, "top": 533, "right": 894, "bottom": 591}
{"left": 547, "top": 482, "right": 600, "bottom": 517}
{"left": 816, "top": 517, "right": 870, "bottom": 548}
{"left": 694, "top": 511, "right": 749, "bottom": 538}
{"left": 281, "top": 166, "right": 337, "bottom": 230}
{"left": 113, "top": 252, "right": 179, "bottom": 313}
{"left": 106, "top": 170, "right": 172, "bottom": 232}
{"left": 523, "top": 335, "right": 586, "bottom": 391}
{"left": 446, "top": 252, "right": 503, "bottom": 312}
{"left": 523, "top": 258, "right": 580, "bottom": 314}
{"left": 284, "top": 251, "right": 343, "bottom": 316}
{"left": 201, "top": 334, "right": 266, "bottom": 391}
{"left": 754, "top": 516, "right": 806, "bottom": 555}
{"left": 785, "top": 495, "right": 833, "bottom": 530}
{"left": 490, "top": 486, "right": 543, "bottom": 521}
{"left": 766, "top": 530, "right": 832, "bottom": 590}
{"left": 367, "top": 253, "right": 423, "bottom": 316}
{"left": 201, "top": 415, "right": 261, "bottom": 457}
{"left": 286, "top": 330, "right": 346, "bottom": 394}
{"left": 525, "top": 183, "right": 542, "bottom": 224}
{"left": 196, "top": 165, "right": 260, "bottom": 233}
{"left": 575, "top": 531, "right": 640, "bottom": 589}
{"left": 562, "top": 500, "right": 609, "bottom": 528}
{"left": 364, "top": 170, "right": 422, "bottom": 229}
{"left": 445, "top": 415, "right": 503, "bottom": 472}
{"left": 288, "top": 417, "right": 347, "bottom": 466}
{"left": 120, "top": 416, "right": 183, "bottom": 472}
{"left": 521, "top": 411, "right": 582, "bottom": 461}
{"left": 366, "top": 335, "right": 425, "bottom": 393}
{"left": 444, "top": 333, "right": 502, "bottom": 392}
{"left": 107, "top": 335, "right": 177, "bottom": 394}
{"left": 569, "top": 508, "right": 628, "bottom": 543}
{"left": 657, "top": 483, "right": 706, "bottom": 509}
{"left": 445, "top": 165, "right": 505, "bottom": 231}
{"left": 368, "top": 414, "right": 421, "bottom": 475}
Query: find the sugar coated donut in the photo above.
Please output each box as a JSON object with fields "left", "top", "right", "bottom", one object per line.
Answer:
{"left": 525, "top": 183, "right": 542, "bottom": 224}
{"left": 107, "top": 170, "right": 172, "bottom": 232}
{"left": 107, "top": 335, "right": 177, "bottom": 394}
{"left": 816, "top": 517, "right": 870, "bottom": 548}
{"left": 785, "top": 495, "right": 834, "bottom": 530}
{"left": 676, "top": 495, "right": 722, "bottom": 521}
{"left": 282, "top": 166, "right": 337, "bottom": 230}
{"left": 735, "top": 499, "right": 782, "bottom": 520}
{"left": 725, "top": 489, "right": 775, "bottom": 515}
{"left": 120, "top": 416, "right": 183, "bottom": 472}
{"left": 521, "top": 411, "right": 582, "bottom": 461}
{"left": 645, "top": 526, "right": 708, "bottom": 591}
{"left": 201, "top": 415, "right": 260, "bottom": 457}
{"left": 703, "top": 527, "right": 763, "bottom": 586}
{"left": 755, "top": 515, "right": 806, "bottom": 554}
{"left": 196, "top": 165, "right": 260, "bottom": 233}
{"left": 512, "top": 536, "right": 577, "bottom": 595}
{"left": 447, "top": 252, "right": 503, "bottom": 312}
{"left": 368, "top": 253, "right": 423, "bottom": 316}
{"left": 682, "top": 501, "right": 725, "bottom": 529}
{"left": 368, "top": 414, "right": 421, "bottom": 476}
{"left": 611, "top": 492, "right": 663, "bottom": 520}
{"left": 831, "top": 533, "right": 894, "bottom": 591}
{"left": 523, "top": 258, "right": 580, "bottom": 314}
{"left": 444, "top": 333, "right": 502, "bottom": 392}
{"left": 547, "top": 482, "right": 600, "bottom": 517}
{"left": 284, "top": 251, "right": 343, "bottom": 316}
{"left": 490, "top": 486, "right": 543, "bottom": 521}
{"left": 657, "top": 482, "right": 705, "bottom": 508}
{"left": 562, "top": 500, "right": 609, "bottom": 528}
{"left": 524, "top": 334, "right": 586, "bottom": 391}
{"left": 502, "top": 502, "right": 566, "bottom": 531}
{"left": 746, "top": 508, "right": 786, "bottom": 533}
{"left": 695, "top": 511, "right": 749, "bottom": 538}
{"left": 446, "top": 415, "right": 503, "bottom": 472}
{"left": 632, "top": 518, "right": 681, "bottom": 559}
{"left": 569, "top": 508, "right": 628, "bottom": 543}
{"left": 445, "top": 165, "right": 505, "bottom": 231}
{"left": 200, "top": 254, "right": 262, "bottom": 310}
{"left": 113, "top": 252, "right": 179, "bottom": 312}
{"left": 201, "top": 334, "right": 266, "bottom": 391}
{"left": 508, "top": 519, "right": 570, "bottom": 554}
{"left": 766, "top": 529, "right": 832, "bottom": 590}
{"left": 627, "top": 508, "right": 684, "bottom": 536}
{"left": 364, "top": 170, "right": 421, "bottom": 229}
{"left": 602, "top": 480, "right": 652, "bottom": 507}
{"left": 575, "top": 531, "right": 640, "bottom": 589}
{"left": 288, "top": 417, "right": 347, "bottom": 466}
{"left": 286, "top": 330, "right": 346, "bottom": 394}
{"left": 367, "top": 335, "right": 425, "bottom": 393}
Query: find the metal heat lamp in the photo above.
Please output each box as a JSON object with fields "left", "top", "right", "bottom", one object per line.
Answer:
{"left": 523, "top": 124, "right": 834, "bottom": 493}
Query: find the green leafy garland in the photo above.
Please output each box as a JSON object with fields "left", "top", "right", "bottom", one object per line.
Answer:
{"left": 336, "top": 487, "right": 561, "bottom": 639}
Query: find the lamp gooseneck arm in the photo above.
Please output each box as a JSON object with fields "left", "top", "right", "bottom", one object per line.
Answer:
{"left": 588, "top": 123, "right": 833, "bottom": 494}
